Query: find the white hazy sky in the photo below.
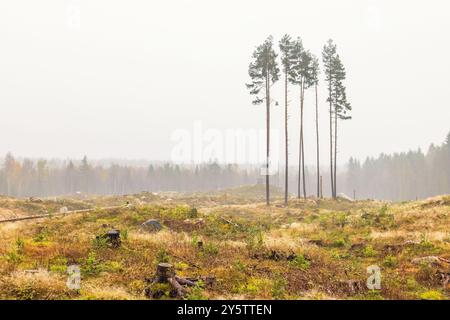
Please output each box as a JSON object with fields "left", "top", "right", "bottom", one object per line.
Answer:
{"left": 0, "top": 0, "right": 449, "bottom": 165}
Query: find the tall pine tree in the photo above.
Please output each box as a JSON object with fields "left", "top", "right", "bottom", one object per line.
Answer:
{"left": 323, "top": 40, "right": 351, "bottom": 198}
{"left": 331, "top": 54, "right": 351, "bottom": 197}
{"left": 279, "top": 34, "right": 294, "bottom": 205}
{"left": 246, "top": 36, "right": 280, "bottom": 205}
{"left": 309, "top": 55, "right": 320, "bottom": 198}
{"left": 322, "top": 39, "right": 337, "bottom": 198}
{"left": 290, "top": 38, "right": 314, "bottom": 199}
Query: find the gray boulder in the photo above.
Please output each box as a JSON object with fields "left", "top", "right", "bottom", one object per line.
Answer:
{"left": 142, "top": 219, "right": 163, "bottom": 232}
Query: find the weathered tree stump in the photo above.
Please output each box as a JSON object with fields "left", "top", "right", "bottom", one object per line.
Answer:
{"left": 145, "top": 263, "right": 204, "bottom": 299}
{"left": 155, "top": 262, "right": 175, "bottom": 282}
{"left": 106, "top": 230, "right": 121, "bottom": 248}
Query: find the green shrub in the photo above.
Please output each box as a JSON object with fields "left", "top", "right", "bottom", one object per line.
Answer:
{"left": 50, "top": 257, "right": 68, "bottom": 274}
{"left": 33, "top": 228, "right": 48, "bottom": 242}
{"left": 332, "top": 238, "right": 347, "bottom": 247}
{"left": 246, "top": 230, "right": 264, "bottom": 251}
{"left": 288, "top": 254, "right": 310, "bottom": 270}
{"left": 379, "top": 205, "right": 388, "bottom": 216}
{"left": 271, "top": 277, "right": 287, "bottom": 300}
{"left": 161, "top": 206, "right": 198, "bottom": 219}
{"left": 383, "top": 255, "right": 398, "bottom": 267}
{"left": 92, "top": 234, "right": 109, "bottom": 249}
{"left": 203, "top": 243, "right": 219, "bottom": 256}
{"left": 233, "top": 260, "right": 246, "bottom": 272}
{"left": 420, "top": 290, "right": 444, "bottom": 300}
{"left": 16, "top": 238, "right": 25, "bottom": 254}
{"left": 155, "top": 249, "right": 170, "bottom": 263}
{"left": 186, "top": 280, "right": 207, "bottom": 300}
{"left": 83, "top": 251, "right": 100, "bottom": 275}
{"left": 363, "top": 245, "right": 377, "bottom": 257}
{"left": 4, "top": 250, "right": 22, "bottom": 264}
{"left": 236, "top": 278, "right": 272, "bottom": 296}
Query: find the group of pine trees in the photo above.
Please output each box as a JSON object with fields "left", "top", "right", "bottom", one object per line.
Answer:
{"left": 246, "top": 35, "right": 351, "bottom": 205}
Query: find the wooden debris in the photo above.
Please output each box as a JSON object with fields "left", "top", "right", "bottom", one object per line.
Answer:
{"left": 439, "top": 272, "right": 450, "bottom": 290}
{"left": 167, "top": 277, "right": 186, "bottom": 297}
{"left": 175, "top": 275, "right": 196, "bottom": 286}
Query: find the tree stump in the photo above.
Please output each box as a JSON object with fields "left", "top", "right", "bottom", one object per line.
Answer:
{"left": 156, "top": 263, "right": 175, "bottom": 282}
{"left": 106, "top": 230, "right": 121, "bottom": 248}
{"left": 145, "top": 263, "right": 203, "bottom": 299}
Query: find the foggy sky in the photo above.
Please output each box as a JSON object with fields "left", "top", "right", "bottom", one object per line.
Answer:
{"left": 0, "top": 0, "right": 449, "bottom": 165}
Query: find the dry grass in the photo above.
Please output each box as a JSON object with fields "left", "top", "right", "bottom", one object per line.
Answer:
{"left": 0, "top": 186, "right": 449, "bottom": 300}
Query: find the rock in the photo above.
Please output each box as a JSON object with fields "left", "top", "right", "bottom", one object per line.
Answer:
{"left": 142, "top": 219, "right": 163, "bottom": 232}
{"left": 59, "top": 207, "right": 68, "bottom": 214}
{"left": 412, "top": 256, "right": 441, "bottom": 265}
{"left": 29, "top": 197, "right": 43, "bottom": 203}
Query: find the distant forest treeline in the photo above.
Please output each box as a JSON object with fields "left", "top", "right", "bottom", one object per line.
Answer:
{"left": 345, "top": 132, "right": 450, "bottom": 201}
{"left": 0, "top": 132, "right": 449, "bottom": 201}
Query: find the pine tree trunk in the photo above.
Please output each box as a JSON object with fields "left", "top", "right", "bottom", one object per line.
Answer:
{"left": 266, "top": 69, "right": 270, "bottom": 206}
{"left": 329, "top": 79, "right": 334, "bottom": 199}
{"left": 334, "top": 108, "right": 338, "bottom": 199}
{"left": 284, "top": 72, "right": 289, "bottom": 206}
{"left": 315, "top": 83, "right": 320, "bottom": 198}
{"left": 298, "top": 85, "right": 302, "bottom": 199}
{"left": 300, "top": 82, "right": 306, "bottom": 199}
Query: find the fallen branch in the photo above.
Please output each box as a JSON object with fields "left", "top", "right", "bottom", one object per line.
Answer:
{"left": 0, "top": 205, "right": 126, "bottom": 224}
{"left": 219, "top": 216, "right": 240, "bottom": 228}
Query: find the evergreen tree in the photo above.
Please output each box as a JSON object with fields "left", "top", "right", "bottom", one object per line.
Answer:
{"left": 331, "top": 54, "right": 351, "bottom": 197}
{"left": 246, "top": 36, "right": 280, "bottom": 205}
{"left": 279, "top": 34, "right": 294, "bottom": 205}
{"left": 290, "top": 38, "right": 314, "bottom": 199}
{"left": 322, "top": 40, "right": 351, "bottom": 198}
{"left": 310, "top": 55, "right": 320, "bottom": 198}
{"left": 322, "top": 39, "right": 337, "bottom": 198}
